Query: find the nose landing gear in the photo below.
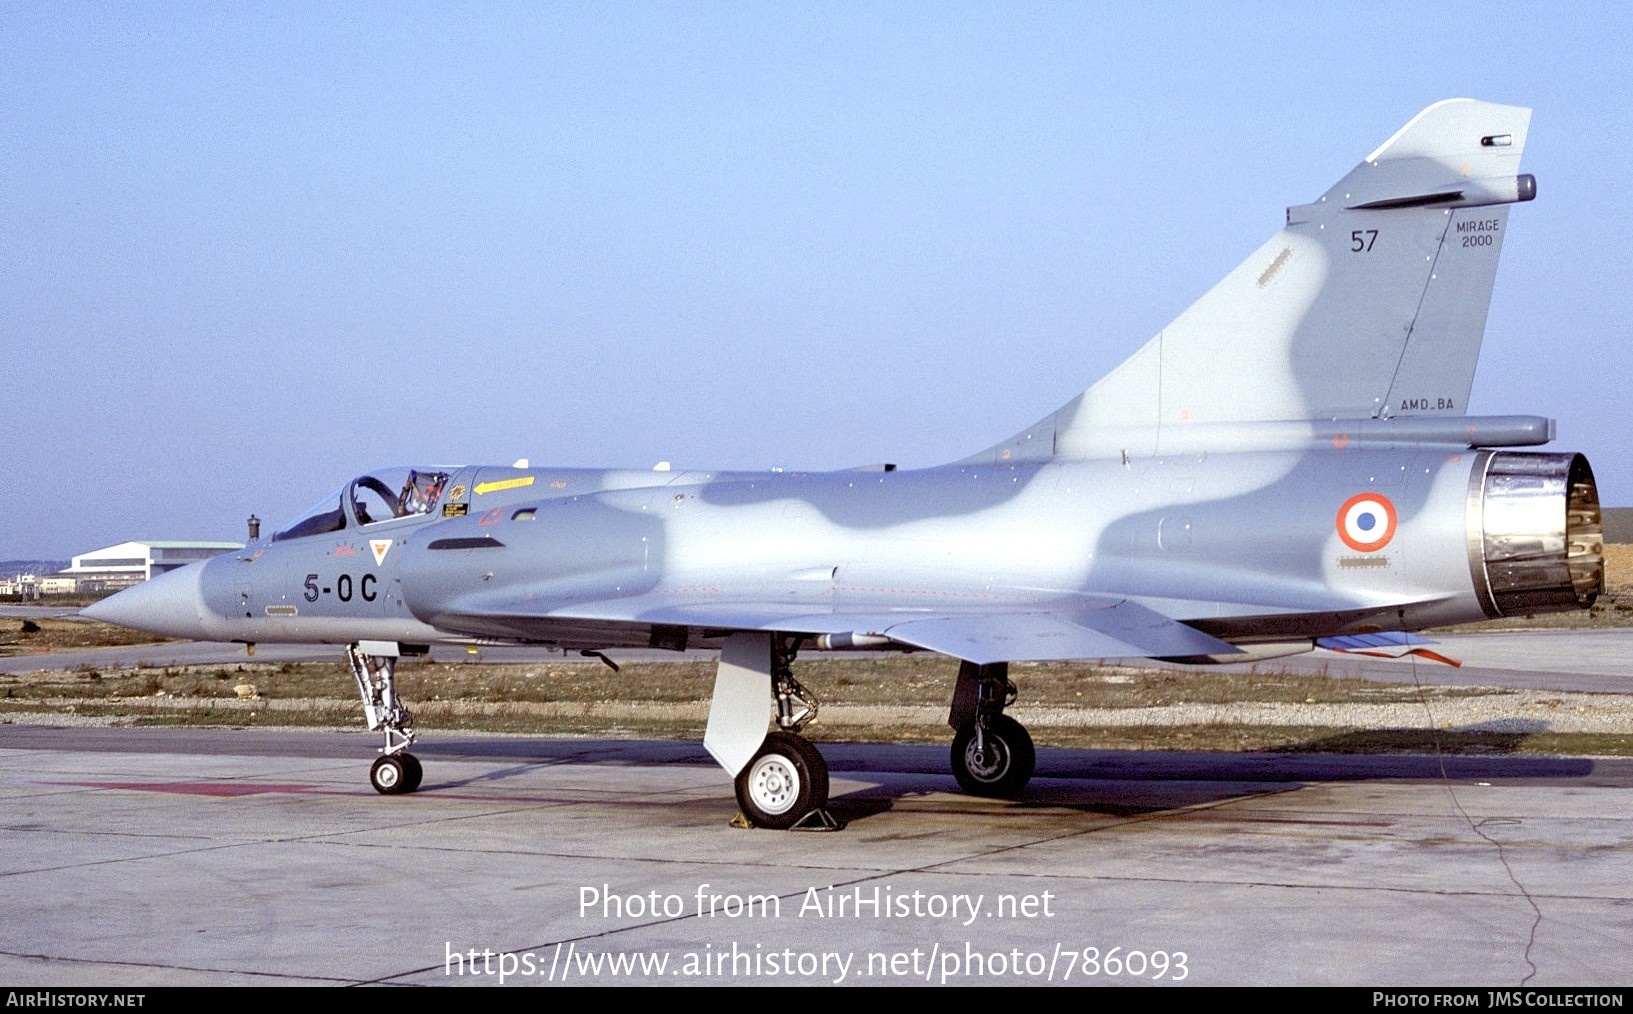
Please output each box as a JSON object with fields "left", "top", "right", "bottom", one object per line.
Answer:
{"left": 347, "top": 641, "right": 422, "bottom": 795}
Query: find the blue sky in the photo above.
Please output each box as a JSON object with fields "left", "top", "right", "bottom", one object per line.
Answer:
{"left": 2, "top": 2, "right": 1629, "bottom": 559}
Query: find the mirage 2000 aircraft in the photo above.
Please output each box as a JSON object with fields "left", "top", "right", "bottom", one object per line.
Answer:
{"left": 87, "top": 99, "right": 1602, "bottom": 828}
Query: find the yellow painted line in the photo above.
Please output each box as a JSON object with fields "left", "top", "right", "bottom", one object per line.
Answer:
{"left": 475, "top": 476, "right": 536, "bottom": 495}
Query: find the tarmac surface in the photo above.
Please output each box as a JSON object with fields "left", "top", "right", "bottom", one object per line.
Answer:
{"left": 2, "top": 627, "right": 1631, "bottom": 987}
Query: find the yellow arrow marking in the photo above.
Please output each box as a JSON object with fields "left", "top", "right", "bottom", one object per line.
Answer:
{"left": 474, "top": 476, "right": 536, "bottom": 495}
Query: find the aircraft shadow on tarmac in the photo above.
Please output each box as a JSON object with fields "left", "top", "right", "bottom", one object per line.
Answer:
{"left": 409, "top": 735, "right": 1602, "bottom": 825}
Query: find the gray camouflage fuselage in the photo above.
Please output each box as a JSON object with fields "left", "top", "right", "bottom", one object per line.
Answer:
{"left": 109, "top": 436, "right": 1599, "bottom": 664}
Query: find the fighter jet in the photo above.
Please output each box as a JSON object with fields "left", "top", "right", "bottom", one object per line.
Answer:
{"left": 86, "top": 99, "right": 1602, "bottom": 829}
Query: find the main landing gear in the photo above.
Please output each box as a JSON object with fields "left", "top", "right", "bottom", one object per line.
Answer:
{"left": 707, "top": 634, "right": 837, "bottom": 830}
{"left": 707, "top": 642, "right": 1039, "bottom": 827}
{"left": 947, "top": 661, "right": 1035, "bottom": 798}
{"left": 347, "top": 642, "right": 423, "bottom": 795}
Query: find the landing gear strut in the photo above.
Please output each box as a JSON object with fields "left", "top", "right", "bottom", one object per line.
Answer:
{"left": 947, "top": 661, "right": 1035, "bottom": 798}
{"left": 771, "top": 635, "right": 819, "bottom": 733}
{"left": 347, "top": 641, "right": 422, "bottom": 794}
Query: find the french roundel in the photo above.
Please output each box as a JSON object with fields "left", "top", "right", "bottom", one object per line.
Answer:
{"left": 1336, "top": 493, "right": 1397, "bottom": 553}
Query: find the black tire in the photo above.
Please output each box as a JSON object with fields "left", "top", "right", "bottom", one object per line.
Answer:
{"left": 400, "top": 753, "right": 423, "bottom": 793}
{"left": 370, "top": 754, "right": 411, "bottom": 795}
{"left": 734, "top": 732, "right": 829, "bottom": 829}
{"left": 951, "top": 715, "right": 1035, "bottom": 798}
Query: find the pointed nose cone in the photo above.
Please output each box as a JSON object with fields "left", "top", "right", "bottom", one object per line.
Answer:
{"left": 81, "top": 563, "right": 210, "bottom": 640}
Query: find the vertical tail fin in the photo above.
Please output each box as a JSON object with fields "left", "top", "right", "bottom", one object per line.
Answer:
{"left": 972, "top": 99, "right": 1534, "bottom": 463}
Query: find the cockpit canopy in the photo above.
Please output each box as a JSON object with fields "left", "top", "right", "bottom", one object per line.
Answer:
{"left": 273, "top": 468, "right": 451, "bottom": 542}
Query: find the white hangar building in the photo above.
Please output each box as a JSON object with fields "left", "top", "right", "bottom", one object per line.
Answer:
{"left": 65, "top": 541, "right": 242, "bottom": 592}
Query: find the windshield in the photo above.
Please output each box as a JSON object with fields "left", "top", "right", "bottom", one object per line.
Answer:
{"left": 273, "top": 468, "right": 451, "bottom": 541}
{"left": 272, "top": 486, "right": 349, "bottom": 542}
